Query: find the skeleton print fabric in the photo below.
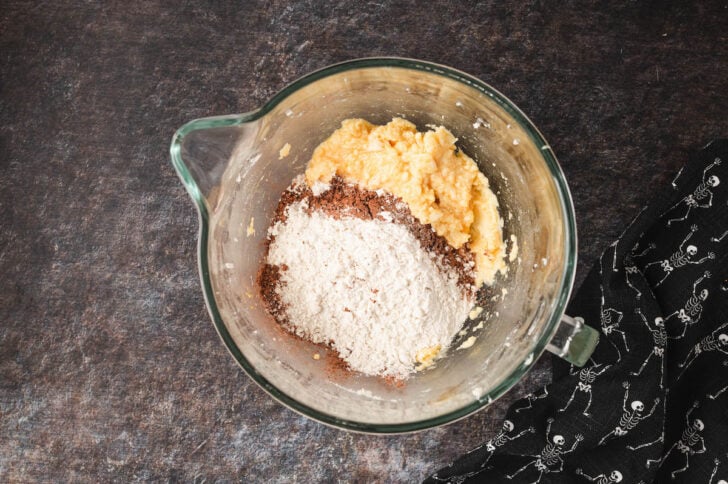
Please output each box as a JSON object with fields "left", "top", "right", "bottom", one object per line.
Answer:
{"left": 426, "top": 141, "right": 728, "bottom": 483}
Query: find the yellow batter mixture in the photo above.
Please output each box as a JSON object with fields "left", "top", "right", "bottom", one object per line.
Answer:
{"left": 305, "top": 118, "right": 506, "bottom": 286}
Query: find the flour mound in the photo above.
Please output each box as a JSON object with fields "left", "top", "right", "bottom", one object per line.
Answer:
{"left": 266, "top": 200, "right": 472, "bottom": 378}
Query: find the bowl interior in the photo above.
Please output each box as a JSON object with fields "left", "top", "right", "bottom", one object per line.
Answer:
{"left": 193, "top": 62, "right": 574, "bottom": 431}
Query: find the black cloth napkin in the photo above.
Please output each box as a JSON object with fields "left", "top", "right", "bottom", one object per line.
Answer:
{"left": 427, "top": 141, "right": 728, "bottom": 483}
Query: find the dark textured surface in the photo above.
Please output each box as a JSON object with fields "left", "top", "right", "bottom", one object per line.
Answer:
{"left": 0, "top": 1, "right": 725, "bottom": 481}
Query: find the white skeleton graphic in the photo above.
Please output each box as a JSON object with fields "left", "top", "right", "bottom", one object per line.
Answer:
{"left": 430, "top": 420, "right": 535, "bottom": 482}
{"left": 558, "top": 364, "right": 611, "bottom": 416}
{"left": 713, "top": 201, "right": 728, "bottom": 242}
{"left": 598, "top": 381, "right": 660, "bottom": 446}
{"left": 709, "top": 362, "right": 728, "bottom": 400}
{"left": 676, "top": 322, "right": 728, "bottom": 380}
{"left": 665, "top": 271, "right": 711, "bottom": 338}
{"left": 506, "top": 418, "right": 583, "bottom": 483}
{"left": 710, "top": 384, "right": 728, "bottom": 400}
{"left": 597, "top": 256, "right": 629, "bottom": 360}
{"left": 619, "top": 242, "right": 655, "bottom": 300}
{"left": 713, "top": 230, "right": 728, "bottom": 242}
{"left": 604, "top": 206, "right": 652, "bottom": 299}
{"left": 710, "top": 457, "right": 728, "bottom": 484}
{"left": 666, "top": 157, "right": 721, "bottom": 226}
{"left": 514, "top": 388, "right": 549, "bottom": 413}
{"left": 575, "top": 468, "right": 623, "bottom": 483}
{"left": 599, "top": 294, "right": 628, "bottom": 360}
{"left": 631, "top": 308, "right": 668, "bottom": 389}
{"left": 644, "top": 225, "right": 715, "bottom": 286}
{"left": 671, "top": 166, "right": 685, "bottom": 189}
{"left": 626, "top": 396, "right": 668, "bottom": 451}
{"left": 483, "top": 420, "right": 535, "bottom": 452}
{"left": 608, "top": 205, "right": 649, "bottom": 275}
{"left": 646, "top": 402, "right": 706, "bottom": 479}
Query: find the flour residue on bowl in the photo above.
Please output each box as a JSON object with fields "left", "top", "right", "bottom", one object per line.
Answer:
{"left": 257, "top": 118, "right": 507, "bottom": 379}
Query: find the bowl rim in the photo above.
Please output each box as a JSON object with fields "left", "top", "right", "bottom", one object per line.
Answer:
{"left": 169, "top": 56, "right": 578, "bottom": 434}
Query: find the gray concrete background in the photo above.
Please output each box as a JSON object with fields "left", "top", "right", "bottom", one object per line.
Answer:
{"left": 1, "top": 1, "right": 726, "bottom": 481}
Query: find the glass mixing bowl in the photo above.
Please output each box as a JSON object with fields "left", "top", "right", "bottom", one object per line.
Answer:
{"left": 170, "top": 58, "right": 598, "bottom": 433}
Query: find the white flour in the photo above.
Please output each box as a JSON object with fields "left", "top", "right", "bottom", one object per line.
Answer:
{"left": 267, "top": 200, "right": 473, "bottom": 378}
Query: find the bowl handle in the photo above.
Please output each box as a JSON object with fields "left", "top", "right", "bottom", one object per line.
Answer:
{"left": 545, "top": 314, "right": 599, "bottom": 367}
